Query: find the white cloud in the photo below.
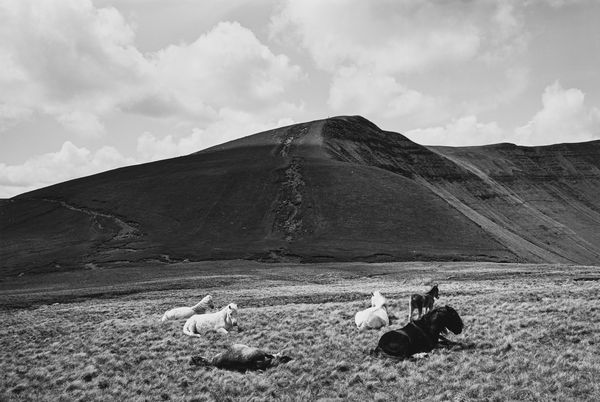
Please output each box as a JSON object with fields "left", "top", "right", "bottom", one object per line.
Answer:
{"left": 515, "top": 82, "right": 600, "bottom": 145}
{"left": 328, "top": 67, "right": 446, "bottom": 126}
{"left": 271, "top": 1, "right": 525, "bottom": 74}
{"left": 0, "top": 1, "right": 303, "bottom": 135}
{"left": 406, "top": 83, "right": 600, "bottom": 146}
{"left": 0, "top": 141, "right": 135, "bottom": 197}
{"left": 55, "top": 111, "right": 106, "bottom": 137}
{"left": 0, "top": 0, "right": 149, "bottom": 134}
{"left": 270, "top": 1, "right": 528, "bottom": 128}
{"left": 0, "top": 104, "right": 32, "bottom": 131}
{"left": 148, "top": 21, "right": 302, "bottom": 120}
{"left": 406, "top": 116, "right": 505, "bottom": 146}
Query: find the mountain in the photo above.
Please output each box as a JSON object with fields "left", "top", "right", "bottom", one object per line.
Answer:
{"left": 2, "top": 116, "right": 600, "bottom": 275}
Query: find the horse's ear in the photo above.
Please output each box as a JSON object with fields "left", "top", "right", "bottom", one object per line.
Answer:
{"left": 371, "top": 292, "right": 374, "bottom": 296}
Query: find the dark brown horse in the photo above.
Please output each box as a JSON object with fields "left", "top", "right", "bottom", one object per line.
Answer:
{"left": 408, "top": 284, "right": 439, "bottom": 321}
{"left": 190, "top": 344, "right": 292, "bottom": 372}
{"left": 372, "top": 305, "right": 463, "bottom": 359}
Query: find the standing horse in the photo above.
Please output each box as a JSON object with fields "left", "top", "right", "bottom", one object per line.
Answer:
{"left": 183, "top": 303, "right": 238, "bottom": 337}
{"left": 408, "top": 284, "right": 439, "bottom": 321}
{"left": 355, "top": 291, "right": 389, "bottom": 331}
{"left": 161, "top": 295, "right": 214, "bottom": 322}
{"left": 372, "top": 305, "right": 463, "bottom": 359}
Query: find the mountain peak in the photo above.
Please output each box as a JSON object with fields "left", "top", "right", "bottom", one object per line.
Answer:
{"left": 3, "top": 116, "right": 600, "bottom": 275}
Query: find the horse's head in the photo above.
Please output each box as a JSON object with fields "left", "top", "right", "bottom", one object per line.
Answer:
{"left": 435, "top": 305, "right": 463, "bottom": 334}
{"left": 430, "top": 284, "right": 440, "bottom": 299}
{"left": 226, "top": 303, "right": 238, "bottom": 326}
{"left": 371, "top": 291, "right": 387, "bottom": 308}
{"left": 203, "top": 295, "right": 215, "bottom": 310}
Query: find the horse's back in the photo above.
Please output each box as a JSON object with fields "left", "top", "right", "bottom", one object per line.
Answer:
{"left": 354, "top": 310, "right": 367, "bottom": 327}
{"left": 377, "top": 330, "right": 411, "bottom": 357}
{"left": 356, "top": 307, "right": 389, "bottom": 330}
{"left": 163, "top": 306, "right": 195, "bottom": 321}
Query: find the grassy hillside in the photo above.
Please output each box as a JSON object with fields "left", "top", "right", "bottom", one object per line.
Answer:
{"left": 2, "top": 116, "right": 600, "bottom": 275}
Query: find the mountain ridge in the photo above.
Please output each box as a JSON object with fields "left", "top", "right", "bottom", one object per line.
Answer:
{"left": 2, "top": 115, "right": 600, "bottom": 275}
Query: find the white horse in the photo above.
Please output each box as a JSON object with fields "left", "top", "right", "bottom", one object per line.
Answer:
{"left": 354, "top": 291, "right": 389, "bottom": 331}
{"left": 183, "top": 303, "right": 238, "bottom": 337}
{"left": 161, "top": 295, "right": 214, "bottom": 322}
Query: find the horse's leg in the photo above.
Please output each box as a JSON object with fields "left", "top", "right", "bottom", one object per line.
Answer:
{"left": 408, "top": 299, "right": 413, "bottom": 322}
{"left": 438, "top": 335, "right": 461, "bottom": 347}
{"left": 216, "top": 328, "right": 229, "bottom": 335}
{"left": 183, "top": 328, "right": 202, "bottom": 338}
{"left": 183, "top": 322, "right": 202, "bottom": 338}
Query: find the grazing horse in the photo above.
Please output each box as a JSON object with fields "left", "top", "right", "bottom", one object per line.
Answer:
{"left": 161, "top": 295, "right": 214, "bottom": 322}
{"left": 355, "top": 291, "right": 389, "bottom": 331}
{"left": 183, "top": 303, "right": 238, "bottom": 337}
{"left": 190, "top": 344, "right": 292, "bottom": 372}
{"left": 373, "top": 305, "right": 463, "bottom": 359}
{"left": 409, "top": 284, "right": 439, "bottom": 321}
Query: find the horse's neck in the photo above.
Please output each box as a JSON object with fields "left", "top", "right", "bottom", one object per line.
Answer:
{"left": 409, "top": 321, "right": 438, "bottom": 349}
{"left": 413, "top": 319, "right": 438, "bottom": 338}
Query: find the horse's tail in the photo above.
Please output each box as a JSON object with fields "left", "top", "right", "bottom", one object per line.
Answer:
{"left": 161, "top": 312, "right": 168, "bottom": 323}
{"left": 189, "top": 356, "right": 211, "bottom": 367}
{"left": 370, "top": 346, "right": 382, "bottom": 357}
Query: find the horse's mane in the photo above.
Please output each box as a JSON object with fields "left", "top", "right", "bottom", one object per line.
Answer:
{"left": 427, "top": 284, "right": 439, "bottom": 297}
{"left": 415, "top": 305, "right": 461, "bottom": 333}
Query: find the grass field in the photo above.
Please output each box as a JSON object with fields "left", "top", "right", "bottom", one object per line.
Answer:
{"left": 1, "top": 261, "right": 599, "bottom": 401}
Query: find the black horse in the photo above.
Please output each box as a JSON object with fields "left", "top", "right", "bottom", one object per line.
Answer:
{"left": 409, "top": 284, "right": 439, "bottom": 321}
{"left": 190, "top": 344, "right": 292, "bottom": 372}
{"left": 373, "top": 305, "right": 463, "bottom": 359}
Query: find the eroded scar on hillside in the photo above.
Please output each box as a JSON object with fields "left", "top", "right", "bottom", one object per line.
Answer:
{"left": 272, "top": 124, "right": 309, "bottom": 242}
{"left": 42, "top": 198, "right": 141, "bottom": 240}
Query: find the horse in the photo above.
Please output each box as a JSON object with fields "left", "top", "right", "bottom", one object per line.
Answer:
{"left": 354, "top": 291, "right": 389, "bottom": 331}
{"left": 183, "top": 303, "right": 238, "bottom": 337}
{"left": 408, "top": 284, "right": 439, "bottom": 321}
{"left": 190, "top": 344, "right": 292, "bottom": 372}
{"left": 161, "top": 295, "right": 214, "bottom": 322}
{"left": 372, "top": 305, "right": 463, "bottom": 359}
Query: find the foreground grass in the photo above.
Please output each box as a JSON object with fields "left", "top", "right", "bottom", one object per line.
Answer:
{"left": 1, "top": 262, "right": 599, "bottom": 401}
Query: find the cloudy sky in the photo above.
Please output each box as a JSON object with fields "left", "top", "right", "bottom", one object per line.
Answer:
{"left": 1, "top": 0, "right": 599, "bottom": 197}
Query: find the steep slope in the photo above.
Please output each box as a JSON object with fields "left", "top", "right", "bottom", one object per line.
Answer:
{"left": 428, "top": 142, "right": 600, "bottom": 264}
{"left": 2, "top": 115, "right": 599, "bottom": 275}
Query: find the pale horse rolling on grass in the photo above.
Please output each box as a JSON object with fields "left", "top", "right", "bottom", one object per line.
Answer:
{"left": 183, "top": 303, "right": 238, "bottom": 337}
{"left": 354, "top": 291, "right": 390, "bottom": 331}
{"left": 161, "top": 295, "right": 215, "bottom": 323}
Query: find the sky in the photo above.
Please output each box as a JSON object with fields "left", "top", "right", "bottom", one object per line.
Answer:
{"left": 1, "top": 0, "right": 599, "bottom": 198}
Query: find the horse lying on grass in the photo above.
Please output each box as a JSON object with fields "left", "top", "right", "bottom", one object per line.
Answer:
{"left": 190, "top": 344, "right": 292, "bottom": 372}
{"left": 372, "top": 305, "right": 464, "bottom": 359}
{"left": 183, "top": 303, "right": 238, "bottom": 337}
{"left": 355, "top": 291, "right": 389, "bottom": 331}
{"left": 408, "top": 284, "right": 439, "bottom": 321}
{"left": 161, "top": 295, "right": 214, "bottom": 322}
